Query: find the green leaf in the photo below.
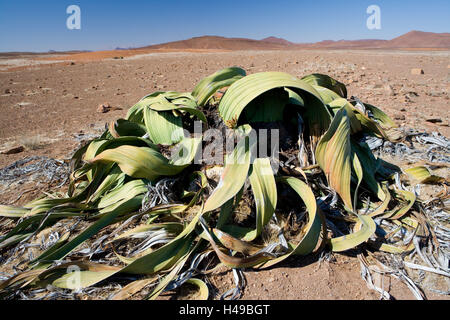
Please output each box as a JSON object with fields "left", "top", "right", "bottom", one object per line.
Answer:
{"left": 192, "top": 67, "right": 246, "bottom": 106}
{"left": 257, "top": 176, "right": 322, "bottom": 269}
{"left": 203, "top": 126, "right": 255, "bottom": 213}
{"left": 184, "top": 278, "right": 209, "bottom": 300}
{"left": 312, "top": 85, "right": 342, "bottom": 104}
{"left": 316, "top": 106, "right": 353, "bottom": 210}
{"left": 34, "top": 185, "right": 146, "bottom": 264}
{"left": 144, "top": 107, "right": 184, "bottom": 145}
{"left": 404, "top": 166, "right": 445, "bottom": 184}
{"left": 352, "top": 153, "right": 363, "bottom": 210}
{"left": 329, "top": 215, "right": 376, "bottom": 252}
{"left": 108, "top": 119, "right": 147, "bottom": 138}
{"left": 382, "top": 189, "right": 416, "bottom": 220}
{"left": 218, "top": 72, "right": 331, "bottom": 143}
{"left": 246, "top": 158, "right": 277, "bottom": 241}
{"left": 301, "top": 73, "right": 347, "bottom": 98}
{"left": 363, "top": 103, "right": 397, "bottom": 129}
{"left": 0, "top": 206, "right": 29, "bottom": 219}
{"left": 351, "top": 140, "right": 385, "bottom": 201}
{"left": 90, "top": 138, "right": 200, "bottom": 181}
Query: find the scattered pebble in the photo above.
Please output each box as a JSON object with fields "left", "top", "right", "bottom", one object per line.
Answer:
{"left": 426, "top": 118, "right": 443, "bottom": 123}
{"left": 0, "top": 145, "right": 25, "bottom": 155}
{"left": 97, "top": 102, "right": 122, "bottom": 113}
{"left": 411, "top": 68, "right": 424, "bottom": 75}
{"left": 97, "top": 102, "right": 111, "bottom": 113}
{"left": 16, "top": 102, "right": 34, "bottom": 107}
{"left": 384, "top": 84, "right": 395, "bottom": 96}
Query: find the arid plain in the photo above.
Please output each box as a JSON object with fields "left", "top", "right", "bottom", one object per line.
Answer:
{"left": 0, "top": 45, "right": 449, "bottom": 299}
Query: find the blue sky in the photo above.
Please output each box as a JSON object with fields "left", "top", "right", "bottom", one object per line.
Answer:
{"left": 0, "top": 0, "right": 449, "bottom": 52}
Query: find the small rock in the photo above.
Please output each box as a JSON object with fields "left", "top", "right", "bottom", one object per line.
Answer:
{"left": 97, "top": 102, "right": 111, "bottom": 113}
{"left": 1, "top": 145, "right": 25, "bottom": 155}
{"left": 411, "top": 68, "right": 424, "bottom": 75}
{"left": 394, "top": 114, "right": 405, "bottom": 120}
{"left": 428, "top": 91, "right": 443, "bottom": 97}
{"left": 426, "top": 118, "right": 442, "bottom": 124}
{"left": 17, "top": 102, "right": 34, "bottom": 107}
{"left": 384, "top": 84, "right": 395, "bottom": 96}
{"left": 97, "top": 102, "right": 122, "bottom": 113}
{"left": 400, "top": 87, "right": 418, "bottom": 95}
{"left": 25, "top": 90, "right": 37, "bottom": 96}
{"left": 5, "top": 89, "right": 11, "bottom": 94}
{"left": 205, "top": 166, "right": 224, "bottom": 182}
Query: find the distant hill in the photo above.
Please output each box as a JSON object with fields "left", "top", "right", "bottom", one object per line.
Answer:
{"left": 142, "top": 35, "right": 290, "bottom": 51}
{"left": 386, "top": 30, "right": 450, "bottom": 48}
{"left": 3, "top": 30, "right": 448, "bottom": 58}
{"left": 261, "top": 36, "right": 294, "bottom": 46}
{"left": 140, "top": 31, "right": 450, "bottom": 51}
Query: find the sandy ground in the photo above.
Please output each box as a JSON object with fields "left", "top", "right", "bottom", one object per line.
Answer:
{"left": 0, "top": 49, "right": 449, "bottom": 300}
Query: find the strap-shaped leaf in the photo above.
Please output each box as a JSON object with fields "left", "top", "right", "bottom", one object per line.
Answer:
{"left": 203, "top": 126, "right": 255, "bottom": 213}
{"left": 144, "top": 107, "right": 184, "bottom": 145}
{"left": 192, "top": 67, "right": 246, "bottom": 106}
{"left": 351, "top": 140, "right": 385, "bottom": 201}
{"left": 246, "top": 158, "right": 277, "bottom": 241}
{"left": 218, "top": 72, "right": 331, "bottom": 142}
{"left": 382, "top": 189, "right": 416, "bottom": 220}
{"left": 312, "top": 85, "right": 342, "bottom": 104}
{"left": 90, "top": 138, "right": 200, "bottom": 181}
{"left": 364, "top": 102, "right": 397, "bottom": 129}
{"left": 352, "top": 153, "right": 363, "bottom": 211}
{"left": 256, "top": 176, "right": 322, "bottom": 269}
{"left": 404, "top": 166, "right": 445, "bottom": 184}
{"left": 329, "top": 214, "right": 376, "bottom": 252}
{"left": 148, "top": 94, "right": 207, "bottom": 123}
{"left": 126, "top": 91, "right": 165, "bottom": 122}
{"left": 0, "top": 206, "right": 29, "bottom": 219}
{"left": 34, "top": 184, "right": 146, "bottom": 264}
{"left": 184, "top": 278, "right": 209, "bottom": 300}
{"left": 213, "top": 228, "right": 263, "bottom": 255}
{"left": 108, "top": 119, "right": 147, "bottom": 138}
{"left": 316, "top": 106, "right": 353, "bottom": 210}
{"left": 199, "top": 218, "right": 275, "bottom": 269}
{"left": 301, "top": 73, "right": 347, "bottom": 98}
